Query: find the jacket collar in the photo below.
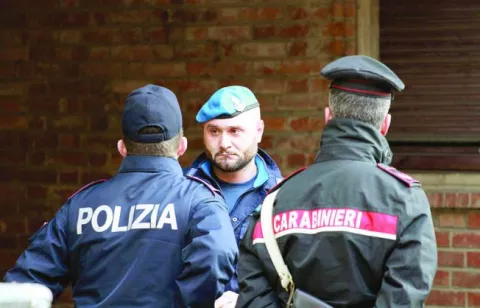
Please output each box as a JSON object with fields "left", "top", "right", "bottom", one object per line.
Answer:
{"left": 315, "top": 118, "right": 392, "bottom": 165}
{"left": 119, "top": 155, "right": 183, "bottom": 175}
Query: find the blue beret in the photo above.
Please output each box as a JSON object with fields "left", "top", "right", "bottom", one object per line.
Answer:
{"left": 196, "top": 86, "right": 259, "bottom": 123}
{"left": 122, "top": 84, "right": 182, "bottom": 143}
{"left": 321, "top": 55, "right": 404, "bottom": 98}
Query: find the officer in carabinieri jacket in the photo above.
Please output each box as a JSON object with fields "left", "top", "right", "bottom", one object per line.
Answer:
{"left": 236, "top": 55, "right": 438, "bottom": 308}
{"left": 4, "top": 84, "right": 238, "bottom": 308}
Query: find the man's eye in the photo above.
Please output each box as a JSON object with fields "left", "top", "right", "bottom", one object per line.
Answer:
{"left": 210, "top": 129, "right": 219, "bottom": 135}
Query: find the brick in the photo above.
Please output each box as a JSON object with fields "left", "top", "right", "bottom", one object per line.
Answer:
{"left": 28, "top": 133, "right": 59, "bottom": 149}
{"left": 328, "top": 39, "right": 346, "bottom": 56}
{"left": 0, "top": 83, "right": 25, "bottom": 96}
{"left": 82, "top": 28, "right": 118, "bottom": 44}
{"left": 438, "top": 250, "right": 465, "bottom": 267}
{"left": 290, "top": 117, "right": 323, "bottom": 132}
{"left": 60, "top": 171, "right": 79, "bottom": 185}
{"left": 89, "top": 115, "right": 109, "bottom": 132}
{"left": 279, "top": 24, "right": 310, "bottom": 38}
{"left": 29, "top": 116, "right": 47, "bottom": 130}
{"left": 207, "top": 26, "right": 251, "bottom": 41}
{"left": 0, "top": 150, "right": 26, "bottom": 165}
{"left": 263, "top": 117, "right": 286, "bottom": 131}
{"left": 169, "top": 8, "right": 218, "bottom": 23}
{"left": 187, "top": 61, "right": 250, "bottom": 77}
{"left": 89, "top": 47, "right": 111, "bottom": 60}
{"left": 0, "top": 235, "right": 18, "bottom": 250}
{"left": 0, "top": 167, "right": 18, "bottom": 182}
{"left": 82, "top": 136, "right": 118, "bottom": 150}
{"left": 0, "top": 47, "right": 28, "bottom": 62}
{"left": 426, "top": 290, "right": 465, "bottom": 306}
{"left": 218, "top": 7, "right": 282, "bottom": 22}
{"left": 469, "top": 292, "right": 480, "bottom": 307}
{"left": 426, "top": 192, "right": 444, "bottom": 207}
{"left": 433, "top": 270, "right": 450, "bottom": 287}
{"left": 173, "top": 80, "right": 218, "bottom": 95}
{"left": 437, "top": 212, "right": 466, "bottom": 228}
{"left": 145, "top": 63, "right": 187, "bottom": 78}
{"left": 107, "top": 10, "right": 155, "bottom": 24}
{"left": 253, "top": 25, "right": 275, "bottom": 39}
{"left": 287, "top": 79, "right": 309, "bottom": 93}
{"left": 471, "top": 193, "right": 480, "bottom": 208}
{"left": 112, "top": 80, "right": 149, "bottom": 94}
{"left": 468, "top": 212, "right": 480, "bottom": 229}
{"left": 185, "top": 27, "right": 207, "bottom": 41}
{"left": 287, "top": 153, "right": 307, "bottom": 168}
{"left": 90, "top": 153, "right": 108, "bottom": 167}
{"left": 0, "top": 218, "right": 27, "bottom": 235}
{"left": 453, "top": 232, "right": 480, "bottom": 248}
{"left": 50, "top": 115, "right": 88, "bottom": 131}
{"left": 59, "top": 134, "right": 80, "bottom": 148}
{"left": 26, "top": 185, "right": 48, "bottom": 200}
{"left": 238, "top": 42, "right": 287, "bottom": 58}
{"left": 260, "top": 135, "right": 274, "bottom": 149}
{"left": 453, "top": 271, "right": 480, "bottom": 288}
{"left": 81, "top": 171, "right": 112, "bottom": 184}
{"left": 50, "top": 188, "right": 78, "bottom": 202}
{"left": 0, "top": 12, "right": 26, "bottom": 28}
{"left": 252, "top": 79, "right": 286, "bottom": 94}
{"left": 48, "top": 151, "right": 89, "bottom": 167}
{"left": 29, "top": 151, "right": 46, "bottom": 166}
{"left": 0, "top": 116, "right": 27, "bottom": 130}
{"left": 0, "top": 30, "right": 24, "bottom": 46}
{"left": 55, "top": 46, "right": 90, "bottom": 61}
{"left": 288, "top": 41, "right": 308, "bottom": 57}
{"left": 445, "top": 192, "right": 469, "bottom": 208}
{"left": 174, "top": 42, "right": 215, "bottom": 59}
{"left": 287, "top": 7, "right": 309, "bottom": 20}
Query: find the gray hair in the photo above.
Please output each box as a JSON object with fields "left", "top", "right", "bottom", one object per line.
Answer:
{"left": 328, "top": 88, "right": 391, "bottom": 129}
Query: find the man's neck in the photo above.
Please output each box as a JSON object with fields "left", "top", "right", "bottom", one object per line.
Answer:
{"left": 213, "top": 159, "right": 257, "bottom": 184}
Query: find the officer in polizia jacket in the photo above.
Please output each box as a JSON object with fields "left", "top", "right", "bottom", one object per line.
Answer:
{"left": 4, "top": 84, "right": 238, "bottom": 308}
{"left": 236, "top": 55, "right": 438, "bottom": 308}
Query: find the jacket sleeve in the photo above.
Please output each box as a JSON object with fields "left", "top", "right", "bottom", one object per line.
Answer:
{"left": 3, "top": 202, "right": 70, "bottom": 298}
{"left": 177, "top": 195, "right": 238, "bottom": 307}
{"left": 374, "top": 188, "right": 438, "bottom": 308}
{"left": 236, "top": 216, "right": 282, "bottom": 308}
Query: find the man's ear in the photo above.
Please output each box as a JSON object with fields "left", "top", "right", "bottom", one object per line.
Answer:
{"left": 380, "top": 114, "right": 392, "bottom": 136}
{"left": 256, "top": 119, "right": 265, "bottom": 143}
{"left": 177, "top": 137, "right": 188, "bottom": 157}
{"left": 117, "top": 139, "right": 127, "bottom": 157}
{"left": 324, "top": 107, "right": 333, "bottom": 125}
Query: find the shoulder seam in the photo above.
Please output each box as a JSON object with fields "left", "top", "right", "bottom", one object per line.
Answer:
{"left": 377, "top": 163, "right": 420, "bottom": 188}
{"left": 185, "top": 175, "right": 219, "bottom": 196}
{"left": 267, "top": 167, "right": 307, "bottom": 194}
{"left": 68, "top": 179, "right": 107, "bottom": 200}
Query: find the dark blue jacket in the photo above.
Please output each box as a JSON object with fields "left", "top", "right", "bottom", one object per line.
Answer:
{"left": 4, "top": 156, "right": 238, "bottom": 308}
{"left": 184, "top": 149, "right": 282, "bottom": 291}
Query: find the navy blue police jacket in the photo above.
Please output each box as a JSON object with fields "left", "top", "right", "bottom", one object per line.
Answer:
{"left": 184, "top": 148, "right": 282, "bottom": 292}
{"left": 4, "top": 156, "right": 238, "bottom": 308}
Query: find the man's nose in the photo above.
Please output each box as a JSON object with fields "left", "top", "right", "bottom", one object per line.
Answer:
{"left": 219, "top": 133, "right": 231, "bottom": 149}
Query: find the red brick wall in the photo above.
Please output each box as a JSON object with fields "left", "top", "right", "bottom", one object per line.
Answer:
{"left": 426, "top": 191, "right": 480, "bottom": 307}
{"left": 2, "top": 1, "right": 476, "bottom": 307}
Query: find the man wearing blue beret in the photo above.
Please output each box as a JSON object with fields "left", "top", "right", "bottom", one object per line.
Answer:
{"left": 236, "top": 56, "right": 437, "bottom": 307}
{"left": 184, "top": 85, "right": 283, "bottom": 307}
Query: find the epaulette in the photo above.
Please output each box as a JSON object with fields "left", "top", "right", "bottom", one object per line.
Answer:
{"left": 267, "top": 167, "right": 307, "bottom": 194}
{"left": 186, "top": 175, "right": 220, "bottom": 196}
{"left": 377, "top": 163, "right": 420, "bottom": 188}
{"left": 68, "top": 179, "right": 107, "bottom": 200}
